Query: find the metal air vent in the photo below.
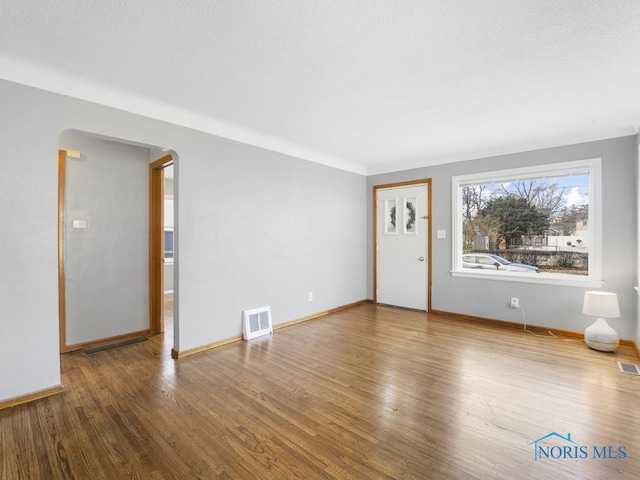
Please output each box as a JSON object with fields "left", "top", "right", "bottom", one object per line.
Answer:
{"left": 617, "top": 362, "right": 640, "bottom": 376}
{"left": 242, "top": 306, "right": 273, "bottom": 340}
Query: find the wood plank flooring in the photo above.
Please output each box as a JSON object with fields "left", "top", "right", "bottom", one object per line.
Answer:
{"left": 2, "top": 302, "right": 640, "bottom": 479}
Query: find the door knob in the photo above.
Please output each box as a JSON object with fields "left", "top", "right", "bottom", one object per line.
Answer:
{"left": 419, "top": 256, "right": 425, "bottom": 262}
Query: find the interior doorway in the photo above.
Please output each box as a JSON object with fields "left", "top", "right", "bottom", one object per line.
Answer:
{"left": 163, "top": 164, "right": 175, "bottom": 340}
{"left": 58, "top": 132, "right": 177, "bottom": 354}
{"left": 149, "top": 154, "right": 174, "bottom": 336}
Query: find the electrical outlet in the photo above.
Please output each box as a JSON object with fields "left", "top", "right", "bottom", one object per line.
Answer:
{"left": 308, "top": 291, "right": 313, "bottom": 301}
{"left": 510, "top": 297, "right": 519, "bottom": 308}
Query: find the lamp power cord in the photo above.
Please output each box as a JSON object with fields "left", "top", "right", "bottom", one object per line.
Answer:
{"left": 519, "top": 306, "right": 557, "bottom": 338}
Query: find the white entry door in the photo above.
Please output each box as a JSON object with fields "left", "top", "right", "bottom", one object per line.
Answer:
{"left": 376, "top": 184, "right": 428, "bottom": 311}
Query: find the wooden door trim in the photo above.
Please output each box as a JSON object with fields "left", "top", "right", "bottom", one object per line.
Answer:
{"left": 373, "top": 179, "right": 432, "bottom": 312}
{"left": 150, "top": 154, "right": 173, "bottom": 170}
{"left": 58, "top": 150, "right": 68, "bottom": 353}
{"left": 149, "top": 154, "right": 173, "bottom": 334}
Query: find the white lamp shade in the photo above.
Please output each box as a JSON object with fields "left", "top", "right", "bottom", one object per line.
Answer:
{"left": 583, "top": 291, "right": 620, "bottom": 318}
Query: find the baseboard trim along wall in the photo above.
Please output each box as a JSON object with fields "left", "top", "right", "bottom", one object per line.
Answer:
{"left": 171, "top": 300, "right": 368, "bottom": 359}
{"left": 273, "top": 300, "right": 368, "bottom": 331}
{"left": 171, "top": 335, "right": 243, "bottom": 359}
{"left": 65, "top": 329, "right": 152, "bottom": 353}
{"left": 431, "top": 309, "right": 640, "bottom": 359}
{"left": 0, "top": 385, "right": 64, "bottom": 411}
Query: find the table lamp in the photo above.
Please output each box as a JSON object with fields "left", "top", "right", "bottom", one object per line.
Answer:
{"left": 583, "top": 291, "right": 620, "bottom": 352}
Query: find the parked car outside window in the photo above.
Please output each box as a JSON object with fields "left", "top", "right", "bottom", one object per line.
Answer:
{"left": 462, "top": 253, "right": 539, "bottom": 273}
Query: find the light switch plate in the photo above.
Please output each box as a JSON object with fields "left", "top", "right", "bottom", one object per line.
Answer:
{"left": 437, "top": 229, "right": 446, "bottom": 239}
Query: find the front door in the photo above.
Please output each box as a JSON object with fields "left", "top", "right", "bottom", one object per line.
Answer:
{"left": 375, "top": 183, "right": 429, "bottom": 311}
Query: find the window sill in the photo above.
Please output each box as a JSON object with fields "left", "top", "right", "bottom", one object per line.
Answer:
{"left": 451, "top": 269, "right": 604, "bottom": 288}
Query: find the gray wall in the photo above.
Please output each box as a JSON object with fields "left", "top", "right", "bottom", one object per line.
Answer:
{"left": 164, "top": 262, "right": 174, "bottom": 293}
{"left": 59, "top": 132, "right": 150, "bottom": 345}
{"left": 177, "top": 144, "right": 367, "bottom": 349}
{"left": 368, "top": 136, "right": 638, "bottom": 340}
{"left": 0, "top": 79, "right": 367, "bottom": 401}
{"left": 637, "top": 131, "right": 640, "bottom": 346}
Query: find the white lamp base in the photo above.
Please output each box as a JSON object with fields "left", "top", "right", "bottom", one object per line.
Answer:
{"left": 584, "top": 318, "right": 619, "bottom": 352}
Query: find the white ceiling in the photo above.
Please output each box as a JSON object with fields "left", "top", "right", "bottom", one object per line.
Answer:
{"left": 1, "top": 1, "right": 639, "bottom": 175}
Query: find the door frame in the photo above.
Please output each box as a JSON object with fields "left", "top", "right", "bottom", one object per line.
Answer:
{"left": 373, "top": 179, "right": 432, "bottom": 311}
{"left": 149, "top": 154, "right": 173, "bottom": 335}
{"left": 58, "top": 150, "right": 68, "bottom": 352}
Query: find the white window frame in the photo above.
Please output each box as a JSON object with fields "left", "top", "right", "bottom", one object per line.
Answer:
{"left": 451, "top": 158, "right": 603, "bottom": 287}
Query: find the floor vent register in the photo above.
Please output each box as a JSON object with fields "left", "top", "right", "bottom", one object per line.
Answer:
{"left": 617, "top": 362, "right": 640, "bottom": 376}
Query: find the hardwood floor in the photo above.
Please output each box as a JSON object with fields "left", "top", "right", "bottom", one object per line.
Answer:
{"left": 2, "top": 303, "right": 640, "bottom": 479}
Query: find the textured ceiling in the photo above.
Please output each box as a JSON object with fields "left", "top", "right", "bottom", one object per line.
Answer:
{"left": 1, "top": 1, "right": 639, "bottom": 174}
